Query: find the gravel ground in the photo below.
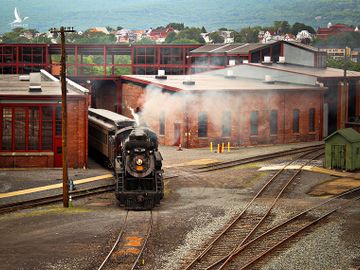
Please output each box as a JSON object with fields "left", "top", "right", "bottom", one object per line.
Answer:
{"left": 0, "top": 144, "right": 359, "bottom": 270}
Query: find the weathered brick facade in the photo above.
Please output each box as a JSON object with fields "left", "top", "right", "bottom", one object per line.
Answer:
{"left": 120, "top": 79, "right": 324, "bottom": 148}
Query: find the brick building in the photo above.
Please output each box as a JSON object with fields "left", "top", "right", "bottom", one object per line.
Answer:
{"left": 119, "top": 69, "right": 326, "bottom": 148}
{"left": 0, "top": 70, "right": 88, "bottom": 168}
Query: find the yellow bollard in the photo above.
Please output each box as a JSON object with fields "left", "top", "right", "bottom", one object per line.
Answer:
{"left": 222, "top": 142, "right": 224, "bottom": 153}
{"left": 210, "top": 142, "right": 213, "bottom": 152}
{"left": 228, "top": 142, "right": 230, "bottom": 152}
{"left": 217, "top": 144, "right": 220, "bottom": 153}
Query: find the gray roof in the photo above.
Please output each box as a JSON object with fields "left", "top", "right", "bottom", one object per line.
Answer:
{"left": 0, "top": 70, "right": 88, "bottom": 97}
{"left": 190, "top": 43, "right": 269, "bottom": 54}
{"left": 249, "top": 63, "right": 360, "bottom": 79}
{"left": 122, "top": 73, "right": 325, "bottom": 93}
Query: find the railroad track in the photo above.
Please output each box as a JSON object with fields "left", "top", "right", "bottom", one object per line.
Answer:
{"left": 183, "top": 149, "right": 324, "bottom": 270}
{"left": 193, "top": 144, "right": 324, "bottom": 173}
{"left": 213, "top": 187, "right": 360, "bottom": 270}
{"left": 0, "top": 174, "right": 178, "bottom": 214}
{"left": 0, "top": 184, "right": 115, "bottom": 214}
{"left": 97, "top": 210, "right": 153, "bottom": 270}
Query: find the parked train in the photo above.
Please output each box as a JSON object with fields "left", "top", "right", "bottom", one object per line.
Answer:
{"left": 88, "top": 108, "right": 164, "bottom": 210}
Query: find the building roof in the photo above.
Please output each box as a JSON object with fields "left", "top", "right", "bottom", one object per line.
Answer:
{"left": 121, "top": 72, "right": 325, "bottom": 93}
{"left": 283, "top": 40, "right": 321, "bottom": 53}
{"left": 0, "top": 70, "right": 88, "bottom": 97}
{"left": 248, "top": 63, "right": 360, "bottom": 79}
{"left": 325, "top": 128, "right": 360, "bottom": 143}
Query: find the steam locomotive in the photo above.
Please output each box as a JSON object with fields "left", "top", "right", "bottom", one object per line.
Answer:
{"left": 88, "top": 108, "right": 164, "bottom": 210}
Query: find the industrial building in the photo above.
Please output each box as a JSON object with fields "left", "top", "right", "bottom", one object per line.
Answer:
{"left": 0, "top": 70, "right": 89, "bottom": 168}
{"left": 1, "top": 41, "right": 359, "bottom": 149}
{"left": 119, "top": 66, "right": 326, "bottom": 148}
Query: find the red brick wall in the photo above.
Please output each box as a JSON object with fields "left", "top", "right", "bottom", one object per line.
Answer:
{"left": 0, "top": 154, "right": 54, "bottom": 168}
{"left": 67, "top": 97, "right": 88, "bottom": 168}
{"left": 167, "top": 90, "right": 322, "bottom": 148}
{"left": 121, "top": 83, "right": 145, "bottom": 118}
{"left": 120, "top": 82, "right": 324, "bottom": 148}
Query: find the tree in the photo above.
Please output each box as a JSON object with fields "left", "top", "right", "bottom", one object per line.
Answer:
{"left": 165, "top": 31, "right": 177, "bottom": 43}
{"left": 177, "top": 27, "right": 205, "bottom": 44}
{"left": 209, "top": 32, "right": 224, "bottom": 43}
{"left": 234, "top": 26, "right": 261, "bottom": 43}
{"left": 201, "top": 26, "right": 207, "bottom": 33}
{"left": 172, "top": 38, "right": 199, "bottom": 44}
{"left": 134, "top": 38, "right": 156, "bottom": 44}
{"left": 273, "top": 21, "right": 291, "bottom": 34}
{"left": 218, "top": 27, "right": 228, "bottom": 31}
{"left": 166, "top": 23, "right": 185, "bottom": 31}
{"left": 291, "top": 22, "right": 316, "bottom": 35}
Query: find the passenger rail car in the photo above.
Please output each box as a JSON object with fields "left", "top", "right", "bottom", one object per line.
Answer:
{"left": 88, "top": 108, "right": 135, "bottom": 167}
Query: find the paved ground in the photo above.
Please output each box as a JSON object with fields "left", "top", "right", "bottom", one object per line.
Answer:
{"left": 0, "top": 142, "right": 359, "bottom": 270}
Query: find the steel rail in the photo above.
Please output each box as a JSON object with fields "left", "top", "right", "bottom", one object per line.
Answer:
{"left": 183, "top": 149, "right": 323, "bottom": 270}
{"left": 204, "top": 150, "right": 324, "bottom": 270}
{"left": 0, "top": 184, "right": 115, "bottom": 214}
{"left": 195, "top": 144, "right": 323, "bottom": 173}
{"left": 217, "top": 186, "right": 360, "bottom": 270}
{"left": 131, "top": 211, "right": 153, "bottom": 270}
{"left": 97, "top": 210, "right": 129, "bottom": 270}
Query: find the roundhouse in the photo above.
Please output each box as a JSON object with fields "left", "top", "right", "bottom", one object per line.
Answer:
{"left": 119, "top": 66, "right": 327, "bottom": 148}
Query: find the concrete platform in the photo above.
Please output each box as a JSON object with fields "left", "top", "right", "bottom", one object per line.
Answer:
{"left": 2, "top": 140, "right": 358, "bottom": 206}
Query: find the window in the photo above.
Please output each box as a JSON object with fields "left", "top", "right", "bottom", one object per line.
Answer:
{"left": 293, "top": 109, "right": 300, "bottom": 133}
{"left": 42, "top": 107, "right": 53, "bottom": 150}
{"left": 2, "top": 108, "right": 12, "bottom": 150}
{"left": 250, "top": 111, "right": 258, "bottom": 135}
{"left": 222, "top": 111, "right": 231, "bottom": 137}
{"left": 28, "top": 107, "right": 39, "bottom": 150}
{"left": 1, "top": 106, "right": 56, "bottom": 151}
{"left": 159, "top": 112, "right": 165, "bottom": 135}
{"left": 270, "top": 110, "right": 278, "bottom": 135}
{"left": 309, "top": 108, "right": 315, "bottom": 132}
{"left": 198, "top": 112, "right": 207, "bottom": 137}
{"left": 14, "top": 108, "right": 26, "bottom": 150}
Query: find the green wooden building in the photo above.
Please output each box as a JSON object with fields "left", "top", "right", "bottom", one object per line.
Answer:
{"left": 324, "top": 128, "right": 360, "bottom": 171}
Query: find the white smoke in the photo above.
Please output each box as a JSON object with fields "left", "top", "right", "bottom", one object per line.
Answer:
{"left": 128, "top": 106, "right": 140, "bottom": 126}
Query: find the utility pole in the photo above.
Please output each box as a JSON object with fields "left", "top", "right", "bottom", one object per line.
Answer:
{"left": 342, "top": 46, "right": 350, "bottom": 129}
{"left": 49, "top": 26, "right": 75, "bottom": 207}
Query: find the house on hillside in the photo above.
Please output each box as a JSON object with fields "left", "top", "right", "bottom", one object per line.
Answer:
{"left": 316, "top": 23, "right": 355, "bottom": 40}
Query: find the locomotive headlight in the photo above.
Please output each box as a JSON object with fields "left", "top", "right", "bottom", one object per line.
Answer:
{"left": 136, "top": 158, "right": 143, "bottom": 166}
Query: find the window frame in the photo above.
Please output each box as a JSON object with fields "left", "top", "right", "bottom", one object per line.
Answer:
{"left": 1, "top": 104, "right": 58, "bottom": 152}
{"left": 250, "top": 111, "right": 258, "bottom": 136}
{"left": 198, "top": 111, "right": 208, "bottom": 138}
{"left": 293, "top": 109, "right": 300, "bottom": 133}
{"left": 270, "top": 110, "right": 278, "bottom": 135}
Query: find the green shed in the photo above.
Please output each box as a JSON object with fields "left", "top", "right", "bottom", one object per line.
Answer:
{"left": 324, "top": 128, "right": 360, "bottom": 171}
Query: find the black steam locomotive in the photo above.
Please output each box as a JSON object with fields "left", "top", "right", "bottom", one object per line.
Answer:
{"left": 88, "top": 108, "right": 164, "bottom": 210}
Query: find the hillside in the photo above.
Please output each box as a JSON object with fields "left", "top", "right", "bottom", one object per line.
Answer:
{"left": 1, "top": 0, "right": 359, "bottom": 33}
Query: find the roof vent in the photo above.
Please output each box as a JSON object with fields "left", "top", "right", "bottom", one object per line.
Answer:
{"left": 278, "top": 56, "right": 286, "bottom": 64}
{"left": 228, "top": 59, "right": 236, "bottom": 66}
{"left": 242, "top": 60, "right": 249, "bottom": 64}
{"left": 183, "top": 75, "right": 195, "bottom": 85}
{"left": 262, "top": 56, "right": 273, "bottom": 65}
{"left": 155, "top": 69, "right": 167, "bottom": 80}
{"left": 225, "top": 69, "right": 236, "bottom": 79}
{"left": 29, "top": 73, "right": 42, "bottom": 92}
{"left": 263, "top": 75, "right": 275, "bottom": 84}
{"left": 19, "top": 75, "right": 30, "bottom": 81}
